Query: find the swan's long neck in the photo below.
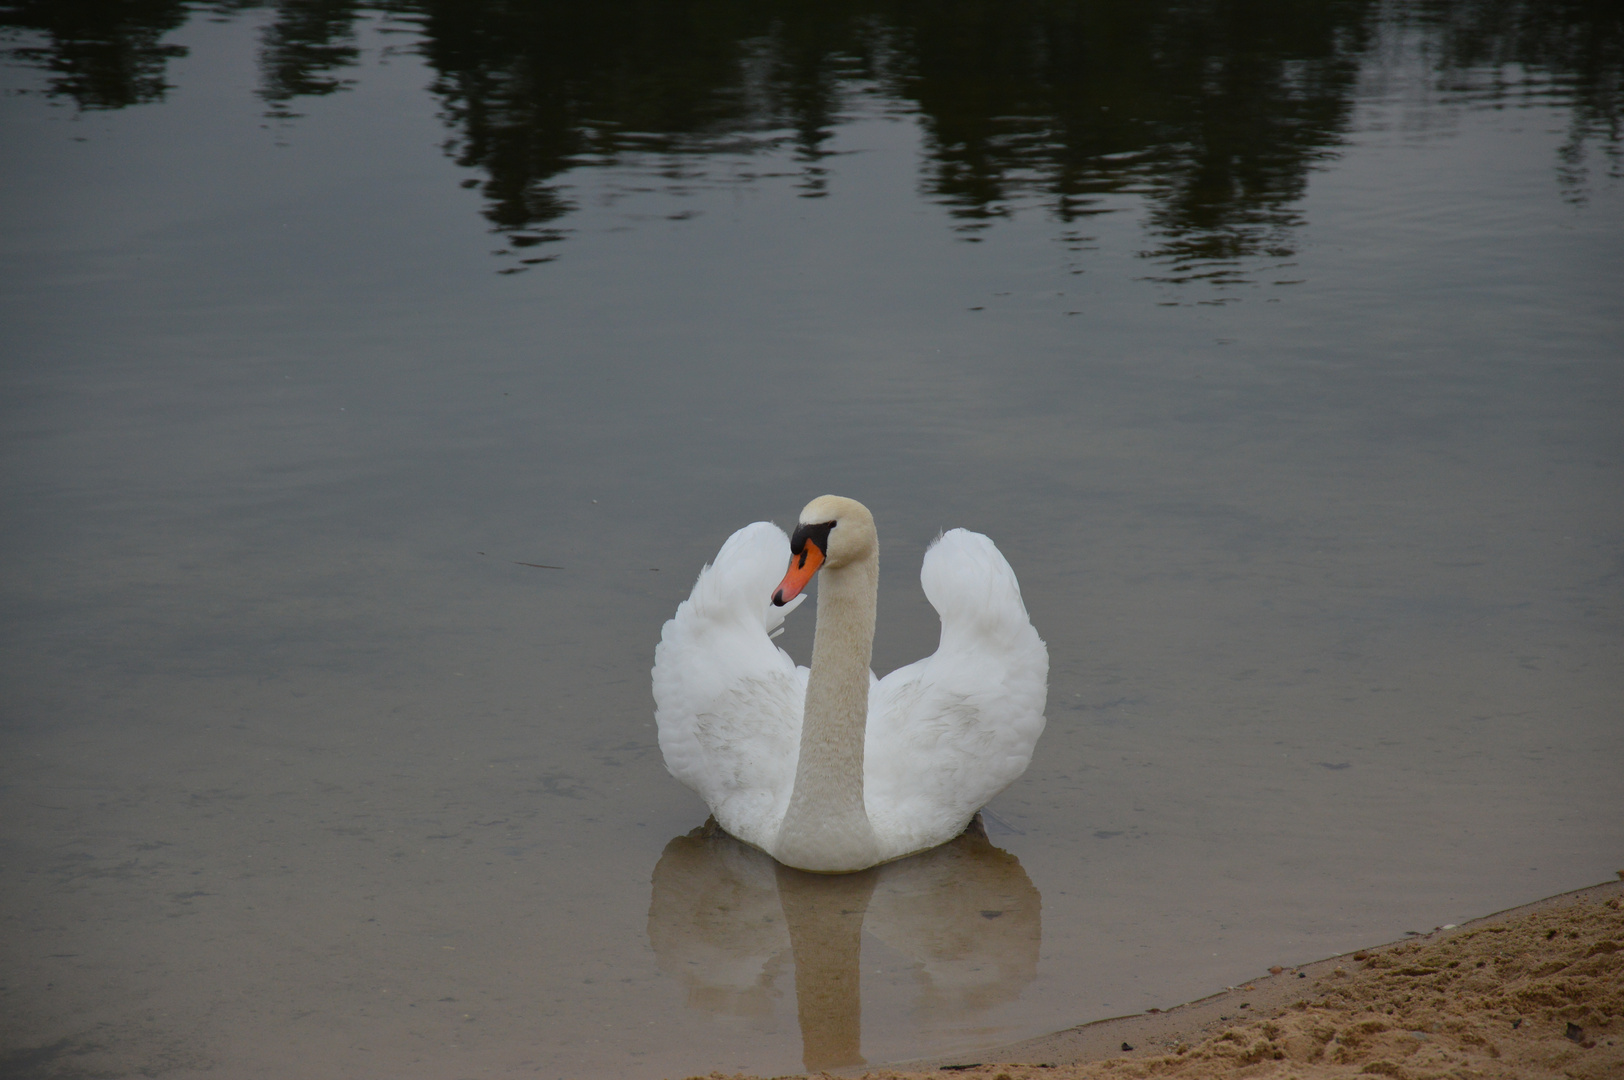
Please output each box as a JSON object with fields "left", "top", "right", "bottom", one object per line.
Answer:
{"left": 775, "top": 546, "right": 880, "bottom": 872}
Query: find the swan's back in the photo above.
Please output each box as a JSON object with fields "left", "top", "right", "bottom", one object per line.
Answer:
{"left": 865, "top": 529, "right": 1048, "bottom": 860}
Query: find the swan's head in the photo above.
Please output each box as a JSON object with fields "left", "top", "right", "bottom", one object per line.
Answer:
{"left": 772, "top": 495, "right": 876, "bottom": 606}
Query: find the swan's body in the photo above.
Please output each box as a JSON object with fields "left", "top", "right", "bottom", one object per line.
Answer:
{"left": 653, "top": 496, "right": 1048, "bottom": 872}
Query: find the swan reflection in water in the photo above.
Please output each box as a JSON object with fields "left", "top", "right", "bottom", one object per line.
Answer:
{"left": 647, "top": 816, "right": 1041, "bottom": 1071}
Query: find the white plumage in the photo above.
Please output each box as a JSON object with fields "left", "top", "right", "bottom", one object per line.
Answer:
{"left": 653, "top": 498, "right": 1048, "bottom": 872}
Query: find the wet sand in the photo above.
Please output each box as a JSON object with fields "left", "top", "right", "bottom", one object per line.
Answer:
{"left": 686, "top": 877, "right": 1623, "bottom": 1080}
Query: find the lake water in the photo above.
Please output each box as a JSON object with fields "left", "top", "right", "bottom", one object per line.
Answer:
{"left": 1, "top": 2, "right": 1620, "bottom": 1077}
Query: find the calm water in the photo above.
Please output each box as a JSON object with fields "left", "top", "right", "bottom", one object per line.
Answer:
{"left": 1, "top": 2, "right": 1621, "bottom": 1077}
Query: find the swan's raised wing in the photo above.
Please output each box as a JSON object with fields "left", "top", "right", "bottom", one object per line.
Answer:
{"left": 653, "top": 522, "right": 808, "bottom": 852}
{"left": 865, "top": 529, "right": 1048, "bottom": 857}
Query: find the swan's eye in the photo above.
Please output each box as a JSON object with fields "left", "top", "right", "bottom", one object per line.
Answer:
{"left": 789, "top": 520, "right": 836, "bottom": 563}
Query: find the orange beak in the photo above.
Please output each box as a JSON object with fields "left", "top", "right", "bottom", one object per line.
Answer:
{"left": 773, "top": 541, "right": 825, "bottom": 606}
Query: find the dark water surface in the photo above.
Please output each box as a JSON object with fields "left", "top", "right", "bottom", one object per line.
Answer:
{"left": 2, "top": 2, "right": 1621, "bottom": 1077}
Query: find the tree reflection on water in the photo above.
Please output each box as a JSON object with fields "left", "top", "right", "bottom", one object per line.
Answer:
{"left": 4, "top": 0, "right": 1619, "bottom": 270}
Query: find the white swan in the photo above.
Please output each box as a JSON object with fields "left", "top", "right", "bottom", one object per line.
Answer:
{"left": 653, "top": 496, "right": 1048, "bottom": 872}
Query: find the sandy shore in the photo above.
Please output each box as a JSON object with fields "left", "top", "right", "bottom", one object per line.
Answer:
{"left": 683, "top": 877, "right": 1623, "bottom": 1080}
